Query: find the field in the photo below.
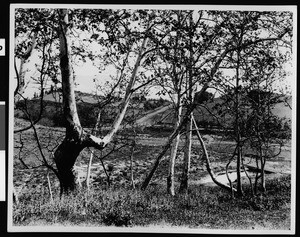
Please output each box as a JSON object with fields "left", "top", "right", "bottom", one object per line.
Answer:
{"left": 12, "top": 118, "right": 292, "bottom": 230}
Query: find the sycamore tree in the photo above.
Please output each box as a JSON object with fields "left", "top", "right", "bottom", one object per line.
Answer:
{"left": 241, "top": 38, "right": 292, "bottom": 194}
{"left": 211, "top": 11, "right": 293, "bottom": 196}
{"left": 141, "top": 9, "right": 293, "bottom": 194}
{"left": 14, "top": 8, "right": 170, "bottom": 194}
{"left": 150, "top": 10, "right": 233, "bottom": 195}
{"left": 148, "top": 10, "right": 194, "bottom": 196}
{"left": 53, "top": 8, "right": 173, "bottom": 194}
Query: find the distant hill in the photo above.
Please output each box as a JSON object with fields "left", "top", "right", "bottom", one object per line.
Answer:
{"left": 37, "top": 90, "right": 104, "bottom": 104}
{"left": 14, "top": 90, "right": 171, "bottom": 128}
{"left": 15, "top": 89, "right": 292, "bottom": 136}
{"left": 134, "top": 94, "right": 292, "bottom": 134}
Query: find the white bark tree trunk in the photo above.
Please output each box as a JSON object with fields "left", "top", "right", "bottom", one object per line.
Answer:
{"left": 179, "top": 12, "right": 194, "bottom": 194}
{"left": 179, "top": 113, "right": 192, "bottom": 193}
{"left": 192, "top": 116, "right": 237, "bottom": 193}
{"left": 167, "top": 101, "right": 182, "bottom": 196}
{"left": 86, "top": 111, "right": 101, "bottom": 191}
{"left": 14, "top": 32, "right": 37, "bottom": 102}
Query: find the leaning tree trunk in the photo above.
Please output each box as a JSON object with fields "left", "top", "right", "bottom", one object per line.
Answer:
{"left": 167, "top": 101, "right": 182, "bottom": 196}
{"left": 192, "top": 115, "right": 237, "bottom": 193}
{"left": 141, "top": 103, "right": 196, "bottom": 191}
{"left": 141, "top": 85, "right": 210, "bottom": 191}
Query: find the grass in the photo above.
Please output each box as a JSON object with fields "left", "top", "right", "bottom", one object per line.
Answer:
{"left": 13, "top": 175, "right": 291, "bottom": 230}
{"left": 12, "top": 118, "right": 292, "bottom": 230}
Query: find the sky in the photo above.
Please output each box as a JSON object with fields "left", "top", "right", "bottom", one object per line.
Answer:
{"left": 15, "top": 50, "right": 294, "bottom": 101}
{"left": 12, "top": 6, "right": 296, "bottom": 100}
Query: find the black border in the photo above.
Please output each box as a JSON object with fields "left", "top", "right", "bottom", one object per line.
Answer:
{"left": 1, "top": 1, "right": 298, "bottom": 236}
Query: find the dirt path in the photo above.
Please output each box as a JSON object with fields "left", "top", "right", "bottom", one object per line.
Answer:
{"left": 135, "top": 104, "right": 172, "bottom": 127}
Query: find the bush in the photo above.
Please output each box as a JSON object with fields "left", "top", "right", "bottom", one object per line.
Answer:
{"left": 101, "top": 208, "right": 132, "bottom": 227}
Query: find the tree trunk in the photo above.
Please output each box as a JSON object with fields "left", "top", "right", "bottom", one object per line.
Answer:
{"left": 254, "top": 153, "right": 260, "bottom": 194}
{"left": 192, "top": 116, "right": 237, "bottom": 193}
{"left": 167, "top": 102, "right": 182, "bottom": 196}
{"left": 236, "top": 144, "right": 243, "bottom": 196}
{"left": 235, "top": 47, "right": 243, "bottom": 197}
{"left": 179, "top": 12, "right": 194, "bottom": 194}
{"left": 130, "top": 140, "right": 136, "bottom": 189}
{"left": 54, "top": 139, "right": 84, "bottom": 194}
{"left": 179, "top": 113, "right": 192, "bottom": 193}
{"left": 55, "top": 9, "right": 84, "bottom": 194}
{"left": 141, "top": 27, "right": 250, "bottom": 191}
{"left": 260, "top": 150, "right": 266, "bottom": 192}
{"left": 241, "top": 149, "right": 254, "bottom": 196}
{"left": 225, "top": 145, "right": 238, "bottom": 198}
{"left": 86, "top": 111, "right": 101, "bottom": 191}
{"left": 141, "top": 86, "right": 210, "bottom": 191}
{"left": 141, "top": 102, "right": 196, "bottom": 191}
{"left": 14, "top": 32, "right": 37, "bottom": 101}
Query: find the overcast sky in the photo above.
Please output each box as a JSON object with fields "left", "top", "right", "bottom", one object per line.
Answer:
{"left": 15, "top": 51, "right": 294, "bottom": 100}
{"left": 12, "top": 5, "right": 296, "bottom": 100}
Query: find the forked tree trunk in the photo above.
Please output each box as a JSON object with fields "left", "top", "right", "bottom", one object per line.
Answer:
{"left": 54, "top": 9, "right": 148, "bottom": 194}
{"left": 54, "top": 9, "right": 83, "bottom": 194}
{"left": 167, "top": 102, "right": 182, "bottom": 196}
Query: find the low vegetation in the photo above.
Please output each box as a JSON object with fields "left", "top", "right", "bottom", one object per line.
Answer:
{"left": 13, "top": 175, "right": 291, "bottom": 229}
{"left": 13, "top": 118, "right": 292, "bottom": 229}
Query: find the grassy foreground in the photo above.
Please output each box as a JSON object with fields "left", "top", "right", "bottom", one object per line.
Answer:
{"left": 13, "top": 174, "right": 291, "bottom": 230}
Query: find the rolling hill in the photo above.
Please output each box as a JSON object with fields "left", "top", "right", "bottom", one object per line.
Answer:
{"left": 15, "top": 90, "right": 292, "bottom": 134}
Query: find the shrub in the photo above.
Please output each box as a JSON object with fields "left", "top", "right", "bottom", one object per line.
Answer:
{"left": 101, "top": 208, "right": 132, "bottom": 227}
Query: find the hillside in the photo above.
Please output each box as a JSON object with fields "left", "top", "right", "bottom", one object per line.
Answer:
{"left": 14, "top": 90, "right": 170, "bottom": 128}
{"left": 15, "top": 90, "right": 292, "bottom": 133}
{"left": 135, "top": 96, "right": 292, "bottom": 130}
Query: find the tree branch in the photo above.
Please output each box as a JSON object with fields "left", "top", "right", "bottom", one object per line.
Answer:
{"left": 84, "top": 37, "right": 149, "bottom": 149}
